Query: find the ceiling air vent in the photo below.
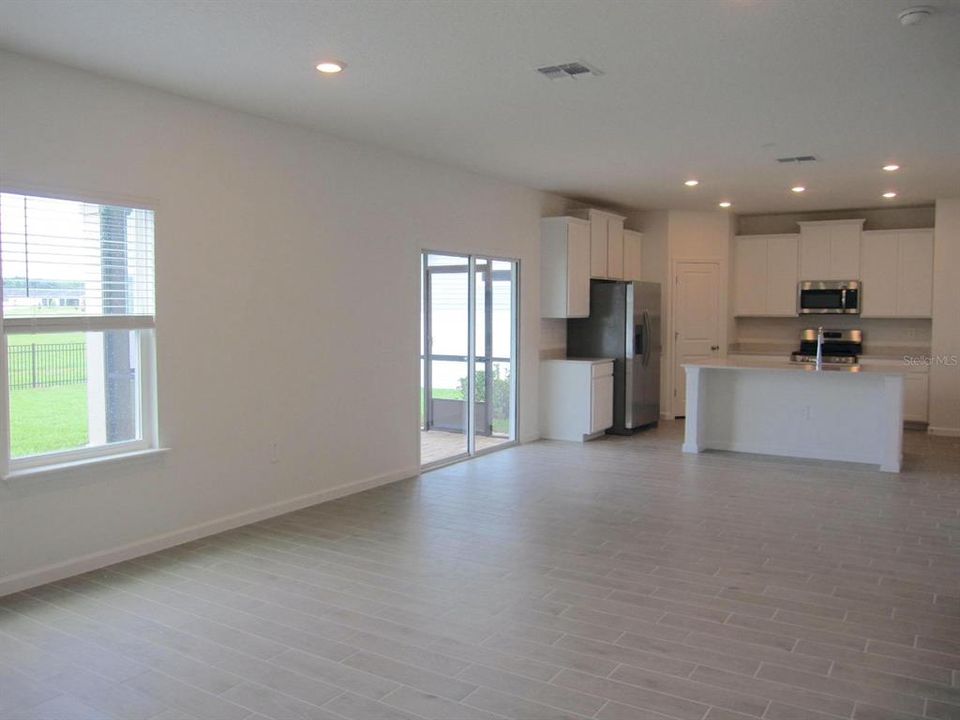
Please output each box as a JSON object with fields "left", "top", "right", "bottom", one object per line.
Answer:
{"left": 537, "top": 61, "right": 603, "bottom": 80}
{"left": 777, "top": 155, "right": 818, "bottom": 163}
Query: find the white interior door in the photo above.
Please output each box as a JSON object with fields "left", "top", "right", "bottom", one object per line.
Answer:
{"left": 673, "top": 261, "right": 721, "bottom": 417}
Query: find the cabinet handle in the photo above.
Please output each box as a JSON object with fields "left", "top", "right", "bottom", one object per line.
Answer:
{"left": 710, "top": 345, "right": 719, "bottom": 351}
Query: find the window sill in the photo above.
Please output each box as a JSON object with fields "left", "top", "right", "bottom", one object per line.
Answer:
{"left": 2, "top": 447, "right": 170, "bottom": 483}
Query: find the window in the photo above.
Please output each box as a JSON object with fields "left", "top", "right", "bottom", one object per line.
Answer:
{"left": 0, "top": 192, "right": 157, "bottom": 473}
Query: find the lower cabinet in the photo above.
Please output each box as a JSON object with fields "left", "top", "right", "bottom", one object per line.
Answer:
{"left": 540, "top": 359, "right": 614, "bottom": 441}
{"left": 903, "top": 373, "right": 929, "bottom": 424}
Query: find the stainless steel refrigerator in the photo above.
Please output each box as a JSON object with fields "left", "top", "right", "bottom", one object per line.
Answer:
{"left": 567, "top": 281, "right": 661, "bottom": 434}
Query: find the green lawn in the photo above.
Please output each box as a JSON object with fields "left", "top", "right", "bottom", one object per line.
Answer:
{"left": 9, "top": 383, "right": 88, "bottom": 457}
{"left": 7, "top": 333, "right": 88, "bottom": 457}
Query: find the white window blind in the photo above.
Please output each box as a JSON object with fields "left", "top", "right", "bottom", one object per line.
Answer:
{"left": 0, "top": 192, "right": 155, "bottom": 332}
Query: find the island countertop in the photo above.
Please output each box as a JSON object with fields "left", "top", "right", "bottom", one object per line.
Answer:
{"left": 683, "top": 357, "right": 907, "bottom": 376}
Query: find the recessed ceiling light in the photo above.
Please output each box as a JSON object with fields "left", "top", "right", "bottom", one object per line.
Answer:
{"left": 684, "top": 179, "right": 699, "bottom": 187}
{"left": 791, "top": 186, "right": 806, "bottom": 193}
{"left": 316, "top": 61, "right": 345, "bottom": 74}
{"left": 898, "top": 6, "right": 934, "bottom": 26}
{"left": 882, "top": 164, "right": 900, "bottom": 172}
{"left": 718, "top": 201, "right": 732, "bottom": 208}
{"left": 882, "top": 191, "right": 897, "bottom": 199}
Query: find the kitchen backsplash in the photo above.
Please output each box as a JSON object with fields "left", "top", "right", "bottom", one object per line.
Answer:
{"left": 540, "top": 318, "right": 567, "bottom": 359}
{"left": 734, "top": 316, "right": 931, "bottom": 351}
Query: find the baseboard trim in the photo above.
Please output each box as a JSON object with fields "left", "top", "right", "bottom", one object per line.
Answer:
{"left": 701, "top": 440, "right": 881, "bottom": 468}
{"left": 928, "top": 426, "right": 960, "bottom": 437}
{"left": 0, "top": 466, "right": 418, "bottom": 598}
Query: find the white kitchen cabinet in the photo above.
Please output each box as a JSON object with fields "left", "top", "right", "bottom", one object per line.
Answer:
{"left": 540, "top": 359, "right": 614, "bottom": 441}
{"left": 859, "top": 358, "right": 929, "bottom": 424}
{"left": 581, "top": 209, "right": 627, "bottom": 280}
{"left": 733, "top": 234, "right": 799, "bottom": 316}
{"left": 607, "top": 217, "right": 625, "bottom": 279}
{"left": 904, "top": 373, "right": 929, "bottom": 423}
{"left": 623, "top": 229, "right": 643, "bottom": 281}
{"left": 733, "top": 236, "right": 767, "bottom": 316}
{"left": 897, "top": 230, "right": 934, "bottom": 317}
{"left": 798, "top": 219, "right": 863, "bottom": 281}
{"left": 860, "top": 229, "right": 934, "bottom": 318}
{"left": 767, "top": 235, "right": 801, "bottom": 315}
{"left": 590, "top": 373, "right": 615, "bottom": 435}
{"left": 859, "top": 231, "right": 899, "bottom": 317}
{"left": 540, "top": 217, "right": 591, "bottom": 318}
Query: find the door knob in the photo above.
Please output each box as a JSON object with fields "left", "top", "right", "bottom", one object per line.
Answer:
{"left": 710, "top": 345, "right": 719, "bottom": 351}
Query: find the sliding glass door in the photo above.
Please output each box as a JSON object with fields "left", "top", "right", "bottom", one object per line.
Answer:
{"left": 421, "top": 252, "right": 517, "bottom": 467}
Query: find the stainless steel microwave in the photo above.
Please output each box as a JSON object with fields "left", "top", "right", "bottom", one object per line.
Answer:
{"left": 797, "top": 280, "right": 861, "bottom": 314}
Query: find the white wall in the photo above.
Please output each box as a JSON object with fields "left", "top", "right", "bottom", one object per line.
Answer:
{"left": 930, "top": 198, "right": 960, "bottom": 435}
{"left": 0, "top": 51, "right": 570, "bottom": 591}
{"left": 633, "top": 210, "right": 733, "bottom": 418}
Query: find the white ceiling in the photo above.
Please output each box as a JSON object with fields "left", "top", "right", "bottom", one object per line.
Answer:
{"left": 1, "top": 0, "right": 958, "bottom": 214}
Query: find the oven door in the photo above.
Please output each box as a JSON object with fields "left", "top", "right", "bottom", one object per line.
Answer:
{"left": 798, "top": 282, "right": 860, "bottom": 314}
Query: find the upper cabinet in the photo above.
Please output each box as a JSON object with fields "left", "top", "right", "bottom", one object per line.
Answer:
{"left": 798, "top": 219, "right": 863, "bottom": 280}
{"left": 540, "top": 216, "right": 591, "bottom": 318}
{"left": 623, "top": 229, "right": 643, "bottom": 281}
{"left": 860, "top": 229, "right": 934, "bottom": 318}
{"left": 581, "top": 209, "right": 626, "bottom": 280}
{"left": 733, "top": 234, "right": 799, "bottom": 317}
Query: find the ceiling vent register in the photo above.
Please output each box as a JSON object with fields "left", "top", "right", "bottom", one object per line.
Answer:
{"left": 537, "top": 62, "right": 603, "bottom": 80}
{"left": 776, "top": 155, "right": 819, "bottom": 163}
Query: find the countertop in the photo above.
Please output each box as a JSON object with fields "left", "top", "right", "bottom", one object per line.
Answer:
{"left": 683, "top": 357, "right": 906, "bottom": 376}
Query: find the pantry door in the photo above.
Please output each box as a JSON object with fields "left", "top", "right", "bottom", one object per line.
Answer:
{"left": 673, "top": 261, "right": 721, "bottom": 417}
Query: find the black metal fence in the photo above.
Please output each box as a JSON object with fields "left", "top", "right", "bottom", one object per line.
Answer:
{"left": 8, "top": 342, "right": 86, "bottom": 390}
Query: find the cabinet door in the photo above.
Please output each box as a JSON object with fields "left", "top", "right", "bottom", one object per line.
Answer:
{"left": 799, "top": 226, "right": 831, "bottom": 280}
{"left": 765, "top": 235, "right": 800, "bottom": 316}
{"left": 860, "top": 231, "right": 899, "bottom": 317}
{"left": 590, "top": 373, "right": 614, "bottom": 433}
{"left": 830, "top": 226, "right": 861, "bottom": 279}
{"left": 623, "top": 230, "right": 643, "bottom": 281}
{"left": 897, "top": 230, "right": 934, "bottom": 317}
{"left": 566, "top": 221, "right": 591, "bottom": 317}
{"left": 590, "top": 214, "right": 608, "bottom": 278}
{"left": 904, "top": 373, "right": 929, "bottom": 423}
{"left": 733, "top": 236, "right": 766, "bottom": 316}
{"left": 607, "top": 217, "right": 624, "bottom": 280}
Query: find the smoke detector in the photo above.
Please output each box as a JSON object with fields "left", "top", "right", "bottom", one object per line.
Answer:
{"left": 898, "top": 6, "right": 934, "bottom": 25}
{"left": 536, "top": 61, "right": 603, "bottom": 80}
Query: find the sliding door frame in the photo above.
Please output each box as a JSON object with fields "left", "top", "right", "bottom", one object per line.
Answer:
{"left": 419, "top": 250, "right": 519, "bottom": 470}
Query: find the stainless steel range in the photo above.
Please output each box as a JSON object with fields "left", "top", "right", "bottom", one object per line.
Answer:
{"left": 790, "top": 328, "right": 862, "bottom": 366}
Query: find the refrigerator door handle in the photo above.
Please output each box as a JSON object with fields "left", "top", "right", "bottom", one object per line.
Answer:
{"left": 640, "top": 310, "right": 650, "bottom": 367}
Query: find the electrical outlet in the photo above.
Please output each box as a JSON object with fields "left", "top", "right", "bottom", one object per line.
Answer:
{"left": 269, "top": 442, "right": 279, "bottom": 464}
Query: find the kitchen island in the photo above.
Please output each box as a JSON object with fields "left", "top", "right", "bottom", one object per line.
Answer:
{"left": 682, "top": 358, "right": 904, "bottom": 472}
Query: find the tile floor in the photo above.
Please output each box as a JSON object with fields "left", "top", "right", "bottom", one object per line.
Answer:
{"left": 1, "top": 421, "right": 958, "bottom": 720}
